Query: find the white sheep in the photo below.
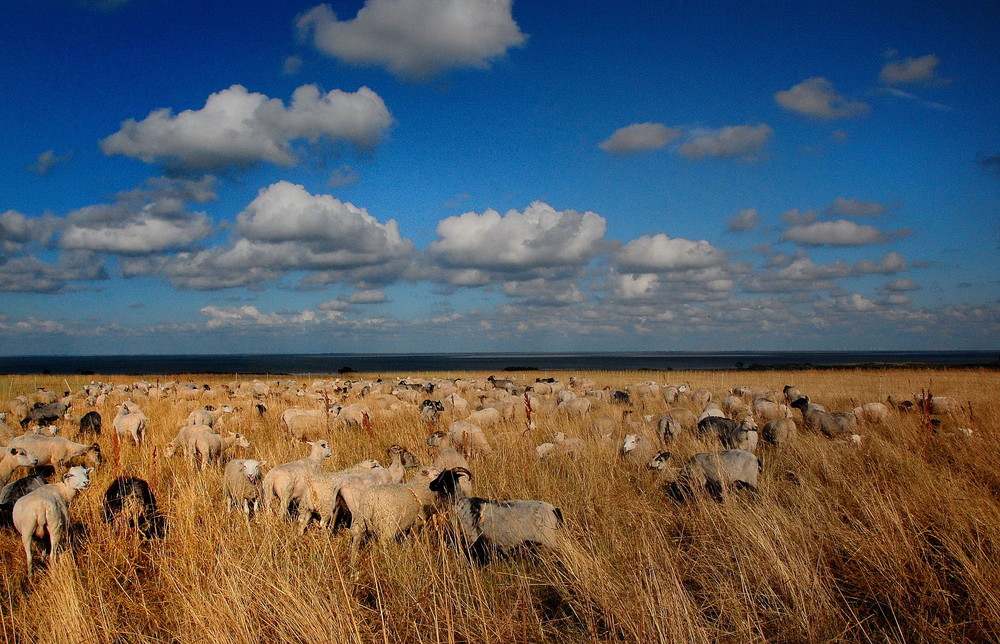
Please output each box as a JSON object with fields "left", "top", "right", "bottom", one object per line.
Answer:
{"left": 113, "top": 403, "right": 147, "bottom": 445}
{"left": 853, "top": 402, "right": 889, "bottom": 424}
{"left": 329, "top": 445, "right": 419, "bottom": 532}
{"left": 13, "top": 465, "right": 92, "bottom": 577}
{"left": 336, "top": 403, "right": 372, "bottom": 431}
{"left": 262, "top": 440, "right": 333, "bottom": 517}
{"left": 8, "top": 435, "right": 100, "bottom": 470}
{"left": 186, "top": 405, "right": 233, "bottom": 428}
{"left": 427, "top": 430, "right": 472, "bottom": 476}
{"left": 444, "top": 420, "right": 493, "bottom": 456}
{"left": 429, "top": 467, "right": 564, "bottom": 564}
{"left": 1, "top": 446, "right": 39, "bottom": 486}
{"left": 189, "top": 430, "right": 250, "bottom": 469}
{"left": 223, "top": 458, "right": 267, "bottom": 517}
{"left": 620, "top": 434, "right": 657, "bottom": 466}
{"left": 349, "top": 466, "right": 442, "bottom": 564}
{"left": 557, "top": 397, "right": 592, "bottom": 418}
{"left": 163, "top": 424, "right": 213, "bottom": 459}
{"left": 280, "top": 407, "right": 333, "bottom": 442}
{"left": 535, "top": 432, "right": 587, "bottom": 461}
{"left": 762, "top": 418, "right": 797, "bottom": 447}
{"left": 466, "top": 407, "right": 502, "bottom": 429}
{"left": 297, "top": 459, "right": 383, "bottom": 532}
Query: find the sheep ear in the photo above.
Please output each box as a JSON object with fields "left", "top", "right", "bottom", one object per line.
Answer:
{"left": 258, "top": 460, "right": 267, "bottom": 468}
{"left": 85, "top": 467, "right": 93, "bottom": 475}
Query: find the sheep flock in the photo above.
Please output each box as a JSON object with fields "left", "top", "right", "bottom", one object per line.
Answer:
{"left": 0, "top": 367, "right": 998, "bottom": 643}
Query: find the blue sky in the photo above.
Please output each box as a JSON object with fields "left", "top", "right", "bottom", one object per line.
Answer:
{"left": 0, "top": 0, "right": 997, "bottom": 355}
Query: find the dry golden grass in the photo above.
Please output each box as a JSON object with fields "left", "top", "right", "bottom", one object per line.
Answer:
{"left": 1, "top": 368, "right": 998, "bottom": 643}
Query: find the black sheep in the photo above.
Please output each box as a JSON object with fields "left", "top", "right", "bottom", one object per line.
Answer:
{"left": 102, "top": 476, "right": 166, "bottom": 539}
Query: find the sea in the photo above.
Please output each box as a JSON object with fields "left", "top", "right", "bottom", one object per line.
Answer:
{"left": 0, "top": 351, "right": 996, "bottom": 376}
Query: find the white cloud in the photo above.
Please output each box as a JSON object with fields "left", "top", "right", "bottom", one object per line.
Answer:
{"left": 781, "top": 219, "right": 886, "bottom": 246}
{"left": 727, "top": 208, "right": 759, "bottom": 232}
{"left": 775, "top": 77, "right": 869, "bottom": 120}
{"left": 348, "top": 289, "right": 388, "bottom": 304}
{"left": 0, "top": 251, "right": 107, "bottom": 293}
{"left": 826, "top": 196, "right": 888, "bottom": 218}
{"left": 297, "top": 0, "right": 526, "bottom": 80}
{"left": 0, "top": 210, "right": 59, "bottom": 252}
{"left": 101, "top": 84, "right": 392, "bottom": 171}
{"left": 616, "top": 233, "right": 728, "bottom": 272}
{"left": 882, "top": 278, "right": 920, "bottom": 292}
{"left": 200, "top": 305, "right": 320, "bottom": 330}
{"left": 677, "top": 124, "right": 772, "bottom": 161}
{"left": 428, "top": 201, "right": 606, "bottom": 276}
{"left": 599, "top": 123, "right": 681, "bottom": 154}
{"left": 60, "top": 176, "right": 216, "bottom": 255}
{"left": 781, "top": 209, "right": 818, "bottom": 226}
{"left": 127, "top": 181, "right": 414, "bottom": 290}
{"left": 880, "top": 54, "right": 944, "bottom": 85}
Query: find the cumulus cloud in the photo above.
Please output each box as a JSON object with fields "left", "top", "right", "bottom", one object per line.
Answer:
{"left": 428, "top": 201, "right": 606, "bottom": 278}
{"left": 781, "top": 209, "right": 818, "bottom": 226}
{"left": 348, "top": 289, "right": 388, "bottom": 304}
{"left": 781, "top": 219, "right": 886, "bottom": 246}
{"left": 0, "top": 210, "right": 59, "bottom": 253}
{"left": 743, "top": 252, "right": 908, "bottom": 293}
{"left": 616, "top": 233, "right": 728, "bottom": 272}
{"left": 0, "top": 251, "right": 107, "bottom": 293}
{"left": 880, "top": 54, "right": 945, "bottom": 85}
{"left": 501, "top": 278, "right": 586, "bottom": 307}
{"left": 775, "top": 77, "right": 869, "bottom": 120}
{"left": 677, "top": 124, "right": 772, "bottom": 161}
{"left": 727, "top": 208, "right": 759, "bottom": 232}
{"left": 28, "top": 150, "right": 73, "bottom": 175}
{"left": 297, "top": 0, "right": 526, "bottom": 80}
{"left": 826, "top": 196, "right": 888, "bottom": 218}
{"left": 101, "top": 84, "right": 392, "bottom": 171}
{"left": 60, "top": 176, "right": 216, "bottom": 255}
{"left": 128, "top": 181, "right": 414, "bottom": 290}
{"left": 881, "top": 278, "right": 920, "bottom": 292}
{"left": 599, "top": 122, "right": 681, "bottom": 154}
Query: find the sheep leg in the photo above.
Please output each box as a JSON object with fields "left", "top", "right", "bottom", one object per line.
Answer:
{"left": 21, "top": 529, "right": 34, "bottom": 577}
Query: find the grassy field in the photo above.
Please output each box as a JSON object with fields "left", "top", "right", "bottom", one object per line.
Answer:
{"left": 1, "top": 368, "right": 998, "bottom": 643}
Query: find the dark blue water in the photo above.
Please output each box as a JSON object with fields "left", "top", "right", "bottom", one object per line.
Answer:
{"left": 0, "top": 351, "right": 995, "bottom": 375}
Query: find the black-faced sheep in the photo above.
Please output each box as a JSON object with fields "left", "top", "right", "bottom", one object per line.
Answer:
{"left": 429, "top": 467, "right": 564, "bottom": 564}
{"left": 790, "top": 397, "right": 857, "bottom": 438}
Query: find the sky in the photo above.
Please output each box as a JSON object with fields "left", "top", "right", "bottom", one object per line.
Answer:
{"left": 0, "top": 0, "right": 998, "bottom": 356}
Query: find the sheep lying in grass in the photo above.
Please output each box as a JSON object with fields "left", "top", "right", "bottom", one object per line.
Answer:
{"left": 223, "top": 459, "right": 266, "bottom": 517}
{"left": 13, "top": 465, "right": 92, "bottom": 577}
{"left": 102, "top": 476, "right": 165, "bottom": 539}
{"left": 649, "top": 450, "right": 761, "bottom": 503}
{"left": 8, "top": 435, "right": 100, "bottom": 470}
{"left": 262, "top": 440, "right": 333, "bottom": 518}
{"left": 429, "top": 467, "right": 564, "bottom": 564}
{"left": 349, "top": 466, "right": 442, "bottom": 564}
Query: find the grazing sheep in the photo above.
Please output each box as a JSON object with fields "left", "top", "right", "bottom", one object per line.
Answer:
{"left": 349, "top": 467, "right": 442, "bottom": 564}
{"left": 297, "top": 459, "right": 383, "bottom": 532}
{"left": 429, "top": 467, "right": 564, "bottom": 564}
{"left": 23, "top": 401, "right": 69, "bottom": 429}
{"left": 913, "top": 393, "right": 961, "bottom": 417}
{"left": 610, "top": 389, "right": 631, "bottom": 405}
{"left": 262, "top": 440, "right": 333, "bottom": 518}
{"left": 189, "top": 430, "right": 251, "bottom": 469}
{"left": 419, "top": 400, "right": 445, "bottom": 425}
{"left": 620, "top": 434, "right": 657, "bottom": 466}
{"left": 427, "top": 430, "right": 472, "bottom": 484}
{"left": 223, "top": 459, "right": 267, "bottom": 517}
{"left": 113, "top": 403, "right": 147, "bottom": 445}
{"left": 336, "top": 403, "right": 373, "bottom": 431}
{"left": 442, "top": 393, "right": 469, "bottom": 417}
{"left": 592, "top": 416, "right": 617, "bottom": 435}
{"left": 650, "top": 450, "right": 761, "bottom": 503}
{"left": 280, "top": 407, "right": 332, "bottom": 442}
{"left": 77, "top": 411, "right": 101, "bottom": 438}
{"left": 697, "top": 415, "right": 737, "bottom": 439}
{"left": 8, "top": 435, "right": 100, "bottom": 470}
{"left": 186, "top": 405, "right": 233, "bottom": 428}
{"left": 661, "top": 386, "right": 680, "bottom": 405}
{"left": 665, "top": 407, "right": 698, "bottom": 432}
{"left": 753, "top": 398, "right": 792, "bottom": 423}
{"left": 1, "top": 445, "right": 40, "bottom": 487}
{"left": 853, "top": 402, "right": 889, "bottom": 424}
{"left": 535, "top": 432, "right": 587, "bottom": 461}
{"left": 887, "top": 395, "right": 914, "bottom": 413}
{"left": 163, "top": 424, "right": 212, "bottom": 459}
{"left": 783, "top": 385, "right": 803, "bottom": 405}
{"left": 13, "top": 465, "right": 92, "bottom": 577}
{"left": 688, "top": 388, "right": 712, "bottom": 408}
{"left": 329, "top": 445, "right": 419, "bottom": 532}
{"left": 790, "top": 397, "right": 858, "bottom": 438}
{"left": 102, "top": 476, "right": 165, "bottom": 538}
{"left": 762, "top": 418, "right": 797, "bottom": 447}
{"left": 657, "top": 415, "right": 681, "bottom": 444}
{"left": 557, "top": 397, "right": 592, "bottom": 418}
{"left": 466, "top": 407, "right": 502, "bottom": 429}
{"left": 444, "top": 420, "right": 493, "bottom": 456}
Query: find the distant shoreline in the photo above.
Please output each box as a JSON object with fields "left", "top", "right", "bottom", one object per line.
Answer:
{"left": 0, "top": 350, "right": 996, "bottom": 376}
